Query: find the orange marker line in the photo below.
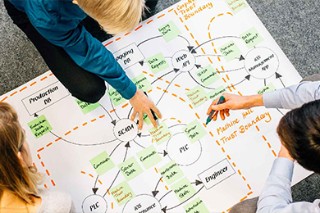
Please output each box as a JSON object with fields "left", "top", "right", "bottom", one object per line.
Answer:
{"left": 256, "top": 126, "right": 260, "bottom": 131}
{"left": 20, "top": 86, "right": 27, "bottom": 92}
{"left": 240, "top": 196, "right": 248, "bottom": 202}
{"left": 46, "top": 170, "right": 50, "bottom": 176}
{"left": 91, "top": 118, "right": 97, "bottom": 122}
{"left": 46, "top": 142, "right": 53, "bottom": 147}
{"left": 157, "top": 14, "right": 165, "bottom": 19}
{"left": 10, "top": 91, "right": 18, "bottom": 97}
{"left": 272, "top": 150, "right": 277, "bottom": 157}
{"left": 135, "top": 25, "right": 143, "bottom": 31}
{"left": 51, "top": 180, "right": 56, "bottom": 186}
{"left": 30, "top": 82, "right": 37, "bottom": 86}
{"left": 81, "top": 171, "right": 86, "bottom": 174}
{"left": 99, "top": 115, "right": 106, "bottom": 119}
{"left": 0, "top": 96, "right": 8, "bottom": 102}
{"left": 247, "top": 184, "right": 252, "bottom": 190}
{"left": 147, "top": 20, "right": 154, "bottom": 24}
{"left": 65, "top": 131, "right": 71, "bottom": 136}
{"left": 104, "top": 41, "right": 113, "bottom": 46}
{"left": 41, "top": 76, "right": 48, "bottom": 81}
{"left": 73, "top": 126, "right": 79, "bottom": 131}
{"left": 37, "top": 147, "right": 44, "bottom": 152}
{"left": 82, "top": 122, "right": 88, "bottom": 126}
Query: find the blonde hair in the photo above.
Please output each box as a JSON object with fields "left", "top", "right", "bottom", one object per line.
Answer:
{"left": 0, "top": 102, "right": 41, "bottom": 204}
{"left": 77, "top": 0, "right": 146, "bottom": 35}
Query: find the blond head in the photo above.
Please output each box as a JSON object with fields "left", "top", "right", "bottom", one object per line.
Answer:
{"left": 77, "top": 0, "right": 145, "bottom": 35}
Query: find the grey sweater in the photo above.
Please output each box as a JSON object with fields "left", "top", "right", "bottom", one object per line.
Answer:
{"left": 37, "top": 190, "right": 74, "bottom": 213}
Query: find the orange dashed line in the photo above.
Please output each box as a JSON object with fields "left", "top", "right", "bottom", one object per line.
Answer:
{"left": 122, "top": 103, "right": 129, "bottom": 108}
{"left": 124, "top": 32, "right": 131, "bottom": 36}
{"left": 41, "top": 162, "right": 45, "bottom": 167}
{"left": 240, "top": 196, "right": 247, "bottom": 202}
{"left": 157, "top": 14, "right": 165, "bottom": 19}
{"left": 73, "top": 126, "right": 79, "bottom": 131}
{"left": 165, "top": 80, "right": 171, "bottom": 84}
{"left": 221, "top": 66, "right": 225, "bottom": 71}
{"left": 226, "top": 75, "right": 230, "bottom": 80}
{"left": 0, "top": 96, "right": 8, "bottom": 102}
{"left": 221, "top": 147, "right": 226, "bottom": 153}
{"left": 172, "top": 93, "right": 177, "bottom": 97}
{"left": 10, "top": 91, "right": 18, "bottom": 97}
{"left": 177, "top": 120, "right": 182, "bottom": 123}
{"left": 214, "top": 48, "right": 218, "bottom": 54}
{"left": 98, "top": 180, "right": 102, "bottom": 185}
{"left": 218, "top": 57, "right": 221, "bottom": 62}
{"left": 65, "top": 131, "right": 71, "bottom": 136}
{"left": 208, "top": 57, "right": 213, "bottom": 64}
{"left": 267, "top": 142, "right": 271, "bottom": 148}
{"left": 202, "top": 123, "right": 207, "bottom": 128}
{"left": 163, "top": 90, "right": 168, "bottom": 93}
{"left": 189, "top": 104, "right": 193, "bottom": 109}
{"left": 44, "top": 184, "right": 48, "bottom": 189}
{"left": 143, "top": 71, "right": 148, "bottom": 74}
{"left": 272, "top": 150, "right": 277, "bottom": 157}
{"left": 168, "top": 8, "right": 174, "bottom": 12}
{"left": 37, "top": 147, "right": 44, "bottom": 152}
{"left": 160, "top": 178, "right": 163, "bottom": 182}
{"left": 49, "top": 73, "right": 54, "bottom": 76}
{"left": 154, "top": 168, "right": 158, "bottom": 173}
{"left": 227, "top": 12, "right": 233, "bottom": 16}
{"left": 209, "top": 132, "right": 214, "bottom": 137}
{"left": 179, "top": 17, "right": 184, "bottom": 23}
{"left": 218, "top": 13, "right": 224, "bottom": 16}
{"left": 41, "top": 76, "right": 48, "bottom": 81}
{"left": 91, "top": 118, "right": 97, "bottom": 123}
{"left": 82, "top": 122, "right": 88, "bottom": 126}
{"left": 247, "top": 191, "right": 253, "bottom": 196}
{"left": 262, "top": 135, "right": 267, "bottom": 141}
{"left": 232, "top": 162, "right": 236, "bottom": 167}
{"left": 55, "top": 137, "right": 61, "bottom": 142}
{"left": 156, "top": 86, "right": 161, "bottom": 90}
{"left": 111, "top": 202, "right": 114, "bottom": 209}
{"left": 37, "top": 154, "right": 41, "bottom": 160}
{"left": 135, "top": 25, "right": 143, "bottom": 31}
{"left": 19, "top": 86, "right": 27, "bottom": 92}
{"left": 110, "top": 109, "right": 116, "bottom": 113}
{"left": 227, "top": 155, "right": 231, "bottom": 160}
{"left": 174, "top": 84, "right": 181, "bottom": 87}
{"left": 99, "top": 115, "right": 106, "bottom": 119}
{"left": 216, "top": 140, "right": 221, "bottom": 146}
{"left": 208, "top": 32, "right": 212, "bottom": 40}
{"left": 210, "top": 17, "right": 216, "bottom": 23}
{"left": 184, "top": 25, "right": 189, "bottom": 31}
{"left": 201, "top": 48, "right": 206, "bottom": 54}
{"left": 232, "top": 84, "right": 236, "bottom": 90}
{"left": 147, "top": 20, "right": 154, "bottom": 24}
{"left": 115, "top": 37, "right": 122, "bottom": 41}
{"left": 148, "top": 90, "right": 152, "bottom": 93}
{"left": 195, "top": 40, "right": 200, "bottom": 46}
{"left": 195, "top": 113, "right": 200, "bottom": 119}
{"left": 256, "top": 126, "right": 260, "bottom": 131}
{"left": 46, "top": 170, "right": 50, "bottom": 176}
{"left": 190, "top": 33, "right": 195, "bottom": 39}
{"left": 89, "top": 174, "right": 94, "bottom": 178}
{"left": 46, "top": 142, "right": 53, "bottom": 147}
{"left": 104, "top": 41, "right": 114, "bottom": 46}
{"left": 107, "top": 190, "right": 110, "bottom": 195}
{"left": 247, "top": 184, "right": 252, "bottom": 190}
{"left": 81, "top": 171, "right": 86, "bottom": 174}
{"left": 174, "top": 10, "right": 178, "bottom": 15}
{"left": 238, "top": 91, "right": 243, "bottom": 96}
{"left": 165, "top": 185, "right": 169, "bottom": 190}
{"left": 51, "top": 180, "right": 56, "bottom": 186}
{"left": 222, "top": 78, "right": 227, "bottom": 83}
{"left": 242, "top": 176, "right": 247, "bottom": 181}
{"left": 30, "top": 82, "right": 37, "bottom": 86}
{"left": 179, "top": 97, "right": 186, "bottom": 102}
{"left": 238, "top": 170, "right": 242, "bottom": 175}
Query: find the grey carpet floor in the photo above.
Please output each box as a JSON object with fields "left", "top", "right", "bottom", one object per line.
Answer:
{"left": 0, "top": 0, "right": 319, "bottom": 203}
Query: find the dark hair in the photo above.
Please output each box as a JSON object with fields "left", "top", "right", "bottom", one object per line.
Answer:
{"left": 277, "top": 99, "right": 320, "bottom": 173}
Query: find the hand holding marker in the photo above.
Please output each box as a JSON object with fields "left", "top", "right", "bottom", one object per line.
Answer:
{"left": 206, "top": 96, "right": 226, "bottom": 125}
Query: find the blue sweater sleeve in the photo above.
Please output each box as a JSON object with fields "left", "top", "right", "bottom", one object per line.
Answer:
{"left": 32, "top": 20, "right": 136, "bottom": 100}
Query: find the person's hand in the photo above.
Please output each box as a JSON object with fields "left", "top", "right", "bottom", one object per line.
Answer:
{"left": 129, "top": 90, "right": 162, "bottom": 130}
{"left": 206, "top": 93, "right": 264, "bottom": 121}
{"left": 278, "top": 145, "right": 294, "bottom": 161}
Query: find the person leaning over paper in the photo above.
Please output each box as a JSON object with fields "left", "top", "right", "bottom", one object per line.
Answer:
{"left": 207, "top": 78, "right": 320, "bottom": 213}
{"left": 0, "top": 102, "right": 74, "bottom": 212}
{"left": 4, "top": 0, "right": 160, "bottom": 129}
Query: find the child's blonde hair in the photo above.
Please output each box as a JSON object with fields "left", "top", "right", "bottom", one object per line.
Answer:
{"left": 77, "top": 0, "right": 145, "bottom": 35}
{"left": 0, "top": 103, "right": 41, "bottom": 204}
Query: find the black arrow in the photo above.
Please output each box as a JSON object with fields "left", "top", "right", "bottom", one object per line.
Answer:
{"left": 276, "top": 72, "right": 286, "bottom": 87}
{"left": 162, "top": 206, "right": 167, "bottom": 213}
{"left": 139, "top": 60, "right": 144, "bottom": 66}
{"left": 125, "top": 142, "right": 130, "bottom": 148}
{"left": 111, "top": 120, "right": 117, "bottom": 126}
{"left": 275, "top": 72, "right": 282, "bottom": 78}
{"left": 152, "top": 177, "right": 162, "bottom": 197}
{"left": 239, "top": 55, "right": 245, "bottom": 61}
{"left": 187, "top": 46, "right": 197, "bottom": 54}
{"left": 152, "top": 190, "right": 159, "bottom": 197}
{"left": 245, "top": 75, "right": 251, "bottom": 80}
{"left": 195, "top": 64, "right": 202, "bottom": 69}
{"left": 174, "top": 68, "right": 180, "bottom": 73}
{"left": 163, "top": 150, "right": 168, "bottom": 157}
{"left": 34, "top": 113, "right": 39, "bottom": 117}
{"left": 191, "top": 180, "right": 203, "bottom": 186}
{"left": 92, "top": 187, "right": 98, "bottom": 194}
{"left": 137, "top": 133, "right": 142, "bottom": 137}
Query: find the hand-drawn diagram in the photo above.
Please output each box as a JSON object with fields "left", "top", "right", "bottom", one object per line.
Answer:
{"left": 0, "top": 0, "right": 311, "bottom": 212}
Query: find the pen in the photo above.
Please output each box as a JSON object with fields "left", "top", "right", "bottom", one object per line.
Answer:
{"left": 206, "top": 96, "right": 225, "bottom": 125}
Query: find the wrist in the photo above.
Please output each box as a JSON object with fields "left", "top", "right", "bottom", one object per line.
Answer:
{"left": 246, "top": 94, "right": 263, "bottom": 108}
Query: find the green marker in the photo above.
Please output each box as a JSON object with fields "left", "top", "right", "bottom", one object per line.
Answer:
{"left": 206, "top": 96, "right": 225, "bottom": 125}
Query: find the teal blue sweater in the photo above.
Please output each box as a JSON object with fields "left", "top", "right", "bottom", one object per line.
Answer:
{"left": 10, "top": 0, "right": 136, "bottom": 99}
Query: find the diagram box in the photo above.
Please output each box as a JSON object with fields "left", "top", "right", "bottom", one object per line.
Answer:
{"left": 114, "top": 43, "right": 144, "bottom": 69}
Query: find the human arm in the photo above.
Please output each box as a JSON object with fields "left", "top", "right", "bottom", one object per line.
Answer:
{"left": 207, "top": 81, "right": 320, "bottom": 120}
{"left": 257, "top": 146, "right": 320, "bottom": 213}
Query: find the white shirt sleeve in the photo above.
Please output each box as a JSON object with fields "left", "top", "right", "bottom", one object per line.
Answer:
{"left": 263, "top": 81, "right": 320, "bottom": 109}
{"left": 257, "top": 158, "right": 320, "bottom": 213}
